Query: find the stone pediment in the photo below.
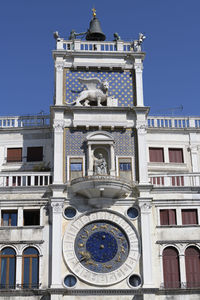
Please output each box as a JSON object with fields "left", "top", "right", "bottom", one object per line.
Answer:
{"left": 86, "top": 131, "right": 114, "bottom": 142}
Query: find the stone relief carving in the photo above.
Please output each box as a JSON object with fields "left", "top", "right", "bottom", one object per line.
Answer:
{"left": 66, "top": 77, "right": 117, "bottom": 107}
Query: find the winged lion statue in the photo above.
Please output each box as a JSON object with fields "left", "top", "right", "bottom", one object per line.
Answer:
{"left": 66, "top": 77, "right": 109, "bottom": 106}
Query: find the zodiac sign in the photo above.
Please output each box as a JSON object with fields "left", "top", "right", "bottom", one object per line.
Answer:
{"left": 103, "top": 263, "right": 112, "bottom": 269}
{"left": 79, "top": 251, "right": 91, "bottom": 261}
{"left": 91, "top": 225, "right": 98, "bottom": 231}
{"left": 100, "top": 224, "right": 108, "bottom": 229}
{"left": 121, "top": 245, "right": 125, "bottom": 254}
{"left": 116, "top": 254, "right": 121, "bottom": 262}
{"left": 78, "top": 243, "right": 84, "bottom": 248}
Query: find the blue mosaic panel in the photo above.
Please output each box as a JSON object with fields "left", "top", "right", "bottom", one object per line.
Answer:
{"left": 65, "top": 128, "right": 136, "bottom": 177}
{"left": 64, "top": 70, "right": 134, "bottom": 107}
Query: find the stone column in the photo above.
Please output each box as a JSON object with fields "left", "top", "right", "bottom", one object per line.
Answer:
{"left": 55, "top": 61, "right": 64, "bottom": 105}
{"left": 136, "top": 119, "right": 148, "bottom": 184}
{"left": 139, "top": 200, "right": 154, "bottom": 288}
{"left": 88, "top": 143, "right": 93, "bottom": 176}
{"left": 53, "top": 120, "right": 65, "bottom": 184}
{"left": 179, "top": 253, "right": 187, "bottom": 288}
{"left": 134, "top": 59, "right": 144, "bottom": 106}
{"left": 17, "top": 207, "right": 23, "bottom": 226}
{"left": 16, "top": 254, "right": 22, "bottom": 288}
{"left": 50, "top": 199, "right": 64, "bottom": 288}
{"left": 110, "top": 144, "right": 115, "bottom": 176}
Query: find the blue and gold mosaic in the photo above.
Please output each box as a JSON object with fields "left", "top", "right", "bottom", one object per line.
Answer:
{"left": 65, "top": 128, "right": 136, "bottom": 177}
{"left": 64, "top": 70, "right": 134, "bottom": 107}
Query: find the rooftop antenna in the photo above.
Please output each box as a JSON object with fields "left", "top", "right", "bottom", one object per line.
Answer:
{"left": 153, "top": 105, "right": 183, "bottom": 116}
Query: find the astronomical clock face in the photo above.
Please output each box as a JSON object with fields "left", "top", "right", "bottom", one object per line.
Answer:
{"left": 63, "top": 210, "right": 140, "bottom": 286}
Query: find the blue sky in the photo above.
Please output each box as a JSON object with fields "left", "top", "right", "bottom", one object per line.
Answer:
{"left": 0, "top": 0, "right": 199, "bottom": 116}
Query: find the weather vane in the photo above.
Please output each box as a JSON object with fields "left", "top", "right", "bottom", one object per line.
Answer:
{"left": 92, "top": 7, "right": 96, "bottom": 17}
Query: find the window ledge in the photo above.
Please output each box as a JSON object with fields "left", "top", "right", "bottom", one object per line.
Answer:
{"left": 0, "top": 226, "right": 44, "bottom": 230}
{"left": 157, "top": 225, "right": 200, "bottom": 228}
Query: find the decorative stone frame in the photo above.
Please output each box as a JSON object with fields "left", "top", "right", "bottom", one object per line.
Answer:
{"left": 66, "top": 155, "right": 85, "bottom": 182}
{"left": 159, "top": 243, "right": 200, "bottom": 289}
{"left": 63, "top": 209, "right": 140, "bottom": 286}
{"left": 86, "top": 131, "right": 115, "bottom": 176}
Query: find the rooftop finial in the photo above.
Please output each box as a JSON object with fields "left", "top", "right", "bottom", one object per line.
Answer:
{"left": 92, "top": 7, "right": 96, "bottom": 18}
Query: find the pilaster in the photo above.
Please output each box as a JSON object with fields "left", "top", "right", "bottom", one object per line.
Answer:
{"left": 50, "top": 198, "right": 64, "bottom": 288}
{"left": 136, "top": 117, "right": 148, "bottom": 184}
{"left": 138, "top": 198, "right": 154, "bottom": 288}
{"left": 134, "top": 59, "right": 144, "bottom": 106}
{"left": 53, "top": 119, "right": 65, "bottom": 184}
{"left": 55, "top": 59, "right": 64, "bottom": 105}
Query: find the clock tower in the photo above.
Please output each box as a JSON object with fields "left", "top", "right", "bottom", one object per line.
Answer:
{"left": 50, "top": 10, "right": 152, "bottom": 300}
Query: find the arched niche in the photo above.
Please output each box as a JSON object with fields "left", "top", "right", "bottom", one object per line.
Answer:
{"left": 86, "top": 131, "right": 115, "bottom": 176}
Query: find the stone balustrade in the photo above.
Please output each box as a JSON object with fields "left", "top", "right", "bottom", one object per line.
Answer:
{"left": 0, "top": 115, "right": 50, "bottom": 128}
{"left": 0, "top": 172, "right": 52, "bottom": 188}
{"left": 147, "top": 116, "right": 200, "bottom": 129}
{"left": 56, "top": 39, "right": 133, "bottom": 52}
{"left": 149, "top": 173, "right": 200, "bottom": 187}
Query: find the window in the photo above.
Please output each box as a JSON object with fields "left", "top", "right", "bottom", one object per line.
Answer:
{"left": 1, "top": 210, "right": 17, "bottom": 226}
{"left": 169, "top": 148, "right": 183, "bottom": 163}
{"left": 23, "top": 210, "right": 40, "bottom": 226}
{"left": 149, "top": 147, "right": 164, "bottom": 162}
{"left": 70, "top": 163, "right": 82, "bottom": 171}
{"left": 160, "top": 209, "right": 176, "bottom": 225}
{"left": 70, "top": 158, "right": 83, "bottom": 180}
{"left": 0, "top": 247, "right": 16, "bottom": 289}
{"left": 119, "top": 158, "right": 132, "bottom": 181}
{"left": 7, "top": 148, "right": 22, "bottom": 162}
{"left": 182, "top": 209, "right": 198, "bottom": 225}
{"left": 163, "top": 247, "right": 180, "bottom": 288}
{"left": 22, "top": 247, "right": 39, "bottom": 288}
{"left": 119, "top": 163, "right": 131, "bottom": 171}
{"left": 27, "top": 147, "right": 43, "bottom": 162}
{"left": 185, "top": 246, "right": 200, "bottom": 288}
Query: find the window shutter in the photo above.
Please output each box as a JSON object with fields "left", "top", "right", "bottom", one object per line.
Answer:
{"left": 160, "top": 210, "right": 168, "bottom": 225}
{"left": 7, "top": 148, "right": 22, "bottom": 162}
{"left": 185, "top": 247, "right": 200, "bottom": 287}
{"left": 149, "top": 148, "right": 164, "bottom": 162}
{"left": 169, "top": 148, "right": 183, "bottom": 163}
{"left": 182, "top": 209, "right": 198, "bottom": 225}
{"left": 163, "top": 247, "right": 180, "bottom": 288}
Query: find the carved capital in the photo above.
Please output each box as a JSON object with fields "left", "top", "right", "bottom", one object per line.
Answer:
{"left": 53, "top": 119, "right": 65, "bottom": 132}
{"left": 134, "top": 62, "right": 143, "bottom": 72}
{"left": 140, "top": 202, "right": 152, "bottom": 213}
{"left": 55, "top": 63, "right": 64, "bottom": 72}
{"left": 51, "top": 201, "right": 64, "bottom": 213}
{"left": 136, "top": 121, "right": 147, "bottom": 134}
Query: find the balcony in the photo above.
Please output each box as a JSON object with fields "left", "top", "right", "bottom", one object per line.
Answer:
{"left": 149, "top": 173, "right": 200, "bottom": 187}
{"left": 0, "top": 172, "right": 52, "bottom": 188}
{"left": 147, "top": 116, "right": 200, "bottom": 129}
{"left": 0, "top": 115, "right": 50, "bottom": 128}
{"left": 70, "top": 175, "right": 133, "bottom": 199}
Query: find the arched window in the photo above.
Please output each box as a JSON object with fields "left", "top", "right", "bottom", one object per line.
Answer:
{"left": 0, "top": 247, "right": 16, "bottom": 289}
{"left": 185, "top": 246, "right": 200, "bottom": 288}
{"left": 22, "top": 247, "right": 39, "bottom": 288}
{"left": 163, "top": 247, "right": 180, "bottom": 288}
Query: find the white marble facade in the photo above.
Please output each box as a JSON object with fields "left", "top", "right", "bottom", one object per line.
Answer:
{"left": 0, "top": 22, "right": 200, "bottom": 300}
